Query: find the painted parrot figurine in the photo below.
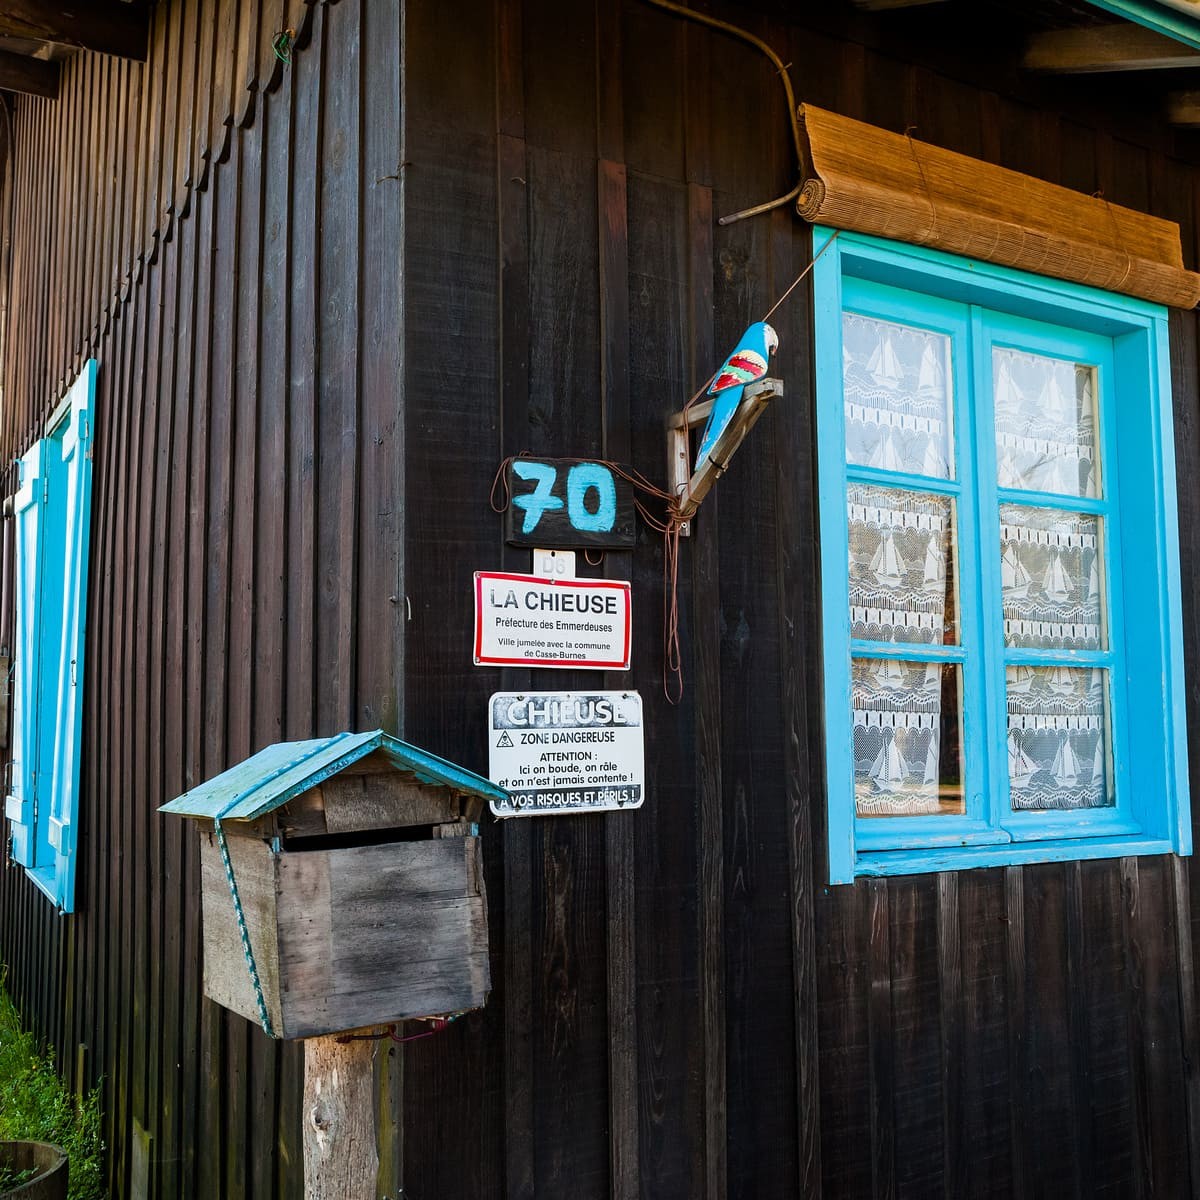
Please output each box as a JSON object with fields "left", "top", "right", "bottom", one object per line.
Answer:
{"left": 694, "top": 321, "right": 779, "bottom": 471}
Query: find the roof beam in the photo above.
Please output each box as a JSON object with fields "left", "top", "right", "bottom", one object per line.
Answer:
{"left": 1024, "top": 23, "right": 1200, "bottom": 72}
{"left": 0, "top": 3, "right": 147, "bottom": 61}
{"left": 0, "top": 48, "right": 56, "bottom": 99}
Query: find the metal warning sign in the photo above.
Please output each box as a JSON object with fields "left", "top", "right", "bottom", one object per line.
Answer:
{"left": 488, "top": 690, "right": 644, "bottom": 817}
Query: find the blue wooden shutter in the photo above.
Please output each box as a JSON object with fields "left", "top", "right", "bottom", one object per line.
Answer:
{"left": 5, "top": 440, "right": 45, "bottom": 868}
{"left": 47, "top": 361, "right": 96, "bottom": 911}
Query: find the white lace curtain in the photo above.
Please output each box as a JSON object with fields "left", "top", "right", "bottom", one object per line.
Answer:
{"left": 844, "top": 315, "right": 1110, "bottom": 816}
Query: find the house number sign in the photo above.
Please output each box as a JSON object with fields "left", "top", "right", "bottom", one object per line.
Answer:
{"left": 504, "top": 458, "right": 636, "bottom": 550}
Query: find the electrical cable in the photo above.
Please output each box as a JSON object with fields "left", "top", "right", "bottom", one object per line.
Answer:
{"left": 639, "top": 0, "right": 805, "bottom": 226}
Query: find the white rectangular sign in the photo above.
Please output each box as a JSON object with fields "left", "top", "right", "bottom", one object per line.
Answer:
{"left": 473, "top": 571, "right": 631, "bottom": 670}
{"left": 488, "top": 690, "right": 644, "bottom": 816}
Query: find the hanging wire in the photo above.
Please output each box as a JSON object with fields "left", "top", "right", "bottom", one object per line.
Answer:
{"left": 336, "top": 1014, "right": 462, "bottom": 1045}
{"left": 271, "top": 28, "right": 295, "bottom": 64}
{"left": 639, "top": 0, "right": 805, "bottom": 226}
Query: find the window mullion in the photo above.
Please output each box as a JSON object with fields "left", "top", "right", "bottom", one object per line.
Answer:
{"left": 968, "top": 306, "right": 1012, "bottom": 837}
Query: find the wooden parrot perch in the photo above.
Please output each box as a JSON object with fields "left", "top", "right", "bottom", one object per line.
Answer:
{"left": 666, "top": 376, "right": 784, "bottom": 536}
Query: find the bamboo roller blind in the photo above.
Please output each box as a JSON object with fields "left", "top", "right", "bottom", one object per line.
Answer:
{"left": 796, "top": 105, "right": 1200, "bottom": 309}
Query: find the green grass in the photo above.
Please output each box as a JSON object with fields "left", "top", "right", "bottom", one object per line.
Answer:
{"left": 0, "top": 977, "right": 104, "bottom": 1199}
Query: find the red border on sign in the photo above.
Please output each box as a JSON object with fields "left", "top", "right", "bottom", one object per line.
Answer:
{"left": 473, "top": 571, "right": 632, "bottom": 670}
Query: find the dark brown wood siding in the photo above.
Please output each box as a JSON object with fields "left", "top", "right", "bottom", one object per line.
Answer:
{"left": 3, "top": 1, "right": 1200, "bottom": 1196}
{"left": 0, "top": 2, "right": 405, "bottom": 1196}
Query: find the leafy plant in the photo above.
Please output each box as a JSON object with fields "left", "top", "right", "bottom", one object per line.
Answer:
{"left": 0, "top": 1165, "right": 36, "bottom": 1190}
{"left": 0, "top": 976, "right": 104, "bottom": 1199}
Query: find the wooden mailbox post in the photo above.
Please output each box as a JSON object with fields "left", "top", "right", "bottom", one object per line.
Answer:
{"left": 159, "top": 729, "right": 507, "bottom": 1197}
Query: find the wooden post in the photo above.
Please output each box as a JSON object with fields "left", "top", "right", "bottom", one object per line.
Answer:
{"left": 303, "top": 1034, "right": 379, "bottom": 1198}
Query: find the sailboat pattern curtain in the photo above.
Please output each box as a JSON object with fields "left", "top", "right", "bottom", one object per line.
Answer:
{"left": 1006, "top": 666, "right": 1107, "bottom": 810}
{"left": 993, "top": 348, "right": 1098, "bottom": 498}
{"left": 994, "top": 347, "right": 1111, "bottom": 810}
{"left": 843, "top": 313, "right": 950, "bottom": 478}
{"left": 843, "top": 318, "right": 1111, "bottom": 816}
{"left": 844, "top": 313, "right": 956, "bottom": 816}
{"left": 999, "top": 506, "right": 1102, "bottom": 651}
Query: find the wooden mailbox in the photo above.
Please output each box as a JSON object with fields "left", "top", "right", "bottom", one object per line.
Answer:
{"left": 159, "top": 730, "right": 506, "bottom": 1040}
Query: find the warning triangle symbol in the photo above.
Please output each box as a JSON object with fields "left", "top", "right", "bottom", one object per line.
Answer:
{"left": 496, "top": 732, "right": 514, "bottom": 748}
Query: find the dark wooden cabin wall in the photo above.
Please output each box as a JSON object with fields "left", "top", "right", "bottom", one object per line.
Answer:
{"left": 3, "top": 0, "right": 1200, "bottom": 1197}
{"left": 0, "top": 1, "right": 406, "bottom": 1197}
{"left": 398, "top": 4, "right": 1200, "bottom": 1200}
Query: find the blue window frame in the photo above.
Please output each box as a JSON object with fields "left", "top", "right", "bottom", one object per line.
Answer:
{"left": 5, "top": 361, "right": 96, "bottom": 911}
{"left": 813, "top": 229, "right": 1190, "bottom": 883}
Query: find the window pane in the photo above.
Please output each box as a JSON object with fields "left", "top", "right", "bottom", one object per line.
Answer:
{"left": 993, "top": 347, "right": 1099, "bottom": 497}
{"left": 843, "top": 313, "right": 952, "bottom": 478}
{"left": 999, "top": 505, "right": 1104, "bottom": 650}
{"left": 853, "top": 658, "right": 964, "bottom": 817}
{"left": 848, "top": 484, "right": 958, "bottom": 645}
{"left": 1007, "top": 666, "right": 1111, "bottom": 810}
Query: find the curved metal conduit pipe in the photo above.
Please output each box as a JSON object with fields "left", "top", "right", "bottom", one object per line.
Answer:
{"left": 640, "top": 0, "right": 804, "bottom": 225}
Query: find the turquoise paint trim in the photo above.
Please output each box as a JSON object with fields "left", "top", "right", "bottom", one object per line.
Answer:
{"left": 48, "top": 360, "right": 96, "bottom": 913}
{"left": 813, "top": 229, "right": 856, "bottom": 883}
{"left": 1084, "top": 0, "right": 1200, "bottom": 51}
{"left": 995, "top": 488, "right": 1108, "bottom": 515}
{"left": 1004, "top": 648, "right": 1113, "bottom": 667}
{"left": 813, "top": 226, "right": 1192, "bottom": 882}
{"left": 160, "top": 729, "right": 509, "bottom": 822}
{"left": 1153, "top": 315, "right": 1193, "bottom": 853}
{"left": 850, "top": 641, "right": 966, "bottom": 663}
{"left": 856, "top": 836, "right": 1178, "bottom": 878}
{"left": 856, "top": 821, "right": 1005, "bottom": 851}
{"left": 6, "top": 362, "right": 99, "bottom": 911}
{"left": 33, "top": 410, "right": 69, "bottom": 897}
{"left": 846, "top": 464, "right": 962, "bottom": 497}
{"left": 26, "top": 865, "right": 57, "bottom": 905}
{"left": 5, "top": 441, "right": 43, "bottom": 870}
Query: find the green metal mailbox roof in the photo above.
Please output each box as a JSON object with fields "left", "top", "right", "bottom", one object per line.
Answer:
{"left": 159, "top": 729, "right": 508, "bottom": 822}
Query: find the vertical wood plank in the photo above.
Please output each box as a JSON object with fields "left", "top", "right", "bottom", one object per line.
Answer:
{"left": 937, "top": 873, "right": 965, "bottom": 1198}
{"left": 1122, "top": 858, "right": 1153, "bottom": 1199}
{"left": 315, "top": 0, "right": 359, "bottom": 735}
{"left": 1064, "top": 862, "right": 1096, "bottom": 1199}
{"left": 168, "top": 120, "right": 202, "bottom": 1200}
{"left": 147, "top": 92, "right": 185, "bottom": 1196}
{"left": 1171, "top": 858, "right": 1200, "bottom": 1195}
{"left": 495, "top": 1, "right": 534, "bottom": 1195}
{"left": 1024, "top": 866, "right": 1078, "bottom": 1197}
{"left": 1005, "top": 865, "right": 1027, "bottom": 1198}
{"left": 957, "top": 870, "right": 1012, "bottom": 1197}
{"left": 598, "top": 148, "right": 639, "bottom": 1200}
{"left": 355, "top": 0, "right": 404, "bottom": 736}
{"left": 867, "top": 879, "right": 894, "bottom": 1200}
{"left": 278, "top": 15, "right": 318, "bottom": 1192}
{"left": 596, "top": 7, "right": 637, "bottom": 1198}
{"left": 770, "top": 186, "right": 823, "bottom": 1200}
{"left": 690, "top": 179, "right": 726, "bottom": 1200}
{"left": 187, "top": 149, "right": 222, "bottom": 1199}
{"left": 889, "top": 879, "right": 942, "bottom": 1196}
{"left": 1124, "top": 856, "right": 1190, "bottom": 1197}
{"left": 284, "top": 0, "right": 321, "bottom": 746}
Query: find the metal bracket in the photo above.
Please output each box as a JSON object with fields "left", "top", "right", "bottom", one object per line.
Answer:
{"left": 665, "top": 377, "right": 784, "bottom": 536}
